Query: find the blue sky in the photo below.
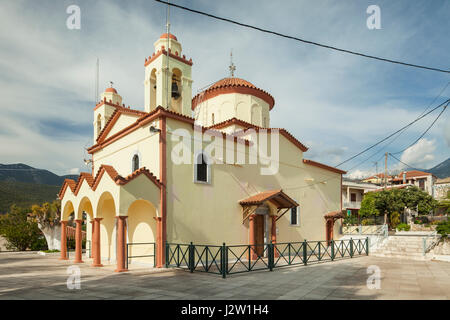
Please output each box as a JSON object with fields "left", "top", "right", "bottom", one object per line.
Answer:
{"left": 0, "top": 0, "right": 448, "bottom": 177}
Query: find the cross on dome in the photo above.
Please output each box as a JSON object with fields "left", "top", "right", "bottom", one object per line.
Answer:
{"left": 229, "top": 51, "right": 236, "bottom": 77}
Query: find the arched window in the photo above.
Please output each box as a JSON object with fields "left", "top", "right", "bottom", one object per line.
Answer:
{"left": 132, "top": 154, "right": 139, "bottom": 172}
{"left": 96, "top": 114, "right": 102, "bottom": 136}
{"left": 194, "top": 153, "right": 210, "bottom": 183}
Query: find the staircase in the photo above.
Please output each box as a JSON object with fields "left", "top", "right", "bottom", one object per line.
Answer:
{"left": 370, "top": 236, "right": 431, "bottom": 260}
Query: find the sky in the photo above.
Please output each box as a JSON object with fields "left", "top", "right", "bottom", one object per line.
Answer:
{"left": 0, "top": 0, "right": 449, "bottom": 177}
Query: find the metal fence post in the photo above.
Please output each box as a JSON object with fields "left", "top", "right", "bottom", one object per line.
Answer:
{"left": 221, "top": 243, "right": 226, "bottom": 279}
{"left": 318, "top": 242, "right": 321, "bottom": 261}
{"left": 288, "top": 243, "right": 291, "bottom": 265}
{"left": 350, "top": 238, "right": 354, "bottom": 258}
{"left": 331, "top": 240, "right": 335, "bottom": 261}
{"left": 189, "top": 242, "right": 194, "bottom": 273}
{"left": 366, "top": 237, "right": 369, "bottom": 256}
{"left": 269, "top": 243, "right": 274, "bottom": 271}
{"left": 303, "top": 240, "right": 307, "bottom": 265}
{"left": 165, "top": 242, "right": 169, "bottom": 268}
{"left": 126, "top": 244, "right": 129, "bottom": 270}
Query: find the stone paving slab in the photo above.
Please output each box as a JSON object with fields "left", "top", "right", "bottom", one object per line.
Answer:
{"left": 0, "top": 252, "right": 449, "bottom": 300}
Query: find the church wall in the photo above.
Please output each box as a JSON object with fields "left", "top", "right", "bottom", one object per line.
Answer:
{"left": 165, "top": 118, "right": 341, "bottom": 246}
{"left": 194, "top": 93, "right": 270, "bottom": 127}
{"left": 104, "top": 114, "right": 141, "bottom": 141}
{"left": 92, "top": 120, "right": 160, "bottom": 179}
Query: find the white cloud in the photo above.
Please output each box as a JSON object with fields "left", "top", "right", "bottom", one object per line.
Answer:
{"left": 399, "top": 138, "right": 436, "bottom": 169}
{"left": 345, "top": 169, "right": 375, "bottom": 180}
{"left": 69, "top": 168, "right": 80, "bottom": 175}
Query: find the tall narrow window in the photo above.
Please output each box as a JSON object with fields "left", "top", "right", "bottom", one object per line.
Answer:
{"left": 96, "top": 114, "right": 102, "bottom": 136}
{"left": 290, "top": 206, "right": 298, "bottom": 225}
{"left": 194, "top": 153, "right": 210, "bottom": 183}
{"left": 211, "top": 113, "right": 215, "bottom": 125}
{"left": 132, "top": 154, "right": 139, "bottom": 172}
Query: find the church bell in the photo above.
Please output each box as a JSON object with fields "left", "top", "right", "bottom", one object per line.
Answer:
{"left": 171, "top": 81, "right": 180, "bottom": 99}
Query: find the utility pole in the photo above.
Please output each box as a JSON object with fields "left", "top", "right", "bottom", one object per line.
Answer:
{"left": 384, "top": 152, "right": 388, "bottom": 188}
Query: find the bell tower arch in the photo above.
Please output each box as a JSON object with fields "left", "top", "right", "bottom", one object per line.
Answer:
{"left": 144, "top": 33, "right": 193, "bottom": 116}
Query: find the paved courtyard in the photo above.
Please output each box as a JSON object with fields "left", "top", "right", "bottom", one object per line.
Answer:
{"left": 0, "top": 252, "right": 449, "bottom": 300}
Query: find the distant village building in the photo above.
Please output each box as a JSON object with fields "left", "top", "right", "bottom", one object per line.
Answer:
{"left": 58, "top": 33, "right": 346, "bottom": 272}
{"left": 433, "top": 177, "right": 450, "bottom": 200}
{"left": 390, "top": 170, "right": 437, "bottom": 197}
{"left": 361, "top": 173, "right": 392, "bottom": 185}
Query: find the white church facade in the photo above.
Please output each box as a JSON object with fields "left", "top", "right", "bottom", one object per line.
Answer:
{"left": 58, "top": 33, "right": 346, "bottom": 272}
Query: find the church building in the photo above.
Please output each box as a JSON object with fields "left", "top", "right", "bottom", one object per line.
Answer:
{"left": 58, "top": 33, "right": 346, "bottom": 272}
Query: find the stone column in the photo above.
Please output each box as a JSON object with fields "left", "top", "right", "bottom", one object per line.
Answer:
{"left": 115, "top": 216, "right": 128, "bottom": 272}
{"left": 74, "top": 219, "right": 84, "bottom": 263}
{"left": 91, "top": 218, "right": 103, "bottom": 267}
{"left": 59, "top": 221, "right": 68, "bottom": 260}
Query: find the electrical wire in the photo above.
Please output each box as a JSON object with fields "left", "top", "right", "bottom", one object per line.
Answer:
{"left": 155, "top": 0, "right": 450, "bottom": 74}
{"left": 390, "top": 102, "right": 448, "bottom": 155}
{"left": 335, "top": 99, "right": 449, "bottom": 168}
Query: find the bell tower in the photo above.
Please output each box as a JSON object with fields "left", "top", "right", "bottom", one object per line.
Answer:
{"left": 144, "top": 33, "right": 193, "bottom": 116}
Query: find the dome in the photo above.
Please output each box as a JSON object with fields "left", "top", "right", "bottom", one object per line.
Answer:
{"left": 192, "top": 77, "right": 275, "bottom": 110}
{"left": 159, "top": 33, "right": 178, "bottom": 41}
{"left": 105, "top": 87, "right": 118, "bottom": 94}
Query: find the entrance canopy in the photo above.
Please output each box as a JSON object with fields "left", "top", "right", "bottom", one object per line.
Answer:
{"left": 324, "top": 210, "right": 345, "bottom": 221}
{"left": 239, "top": 190, "right": 298, "bottom": 224}
{"left": 239, "top": 189, "right": 298, "bottom": 209}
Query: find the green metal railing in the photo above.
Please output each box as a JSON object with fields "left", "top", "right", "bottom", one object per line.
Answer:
{"left": 126, "top": 242, "right": 156, "bottom": 269}
{"left": 166, "top": 237, "right": 369, "bottom": 278}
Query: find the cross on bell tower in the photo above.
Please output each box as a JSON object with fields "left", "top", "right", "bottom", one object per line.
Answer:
{"left": 229, "top": 51, "right": 236, "bottom": 77}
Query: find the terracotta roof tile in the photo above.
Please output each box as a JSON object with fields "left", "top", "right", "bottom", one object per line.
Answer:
{"left": 59, "top": 164, "right": 160, "bottom": 199}
{"left": 239, "top": 189, "right": 298, "bottom": 209}
{"left": 303, "top": 159, "right": 346, "bottom": 174}
{"left": 192, "top": 77, "right": 275, "bottom": 110}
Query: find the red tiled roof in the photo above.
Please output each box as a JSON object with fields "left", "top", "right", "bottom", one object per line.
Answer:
{"left": 324, "top": 211, "right": 345, "bottom": 219}
{"left": 192, "top": 77, "right": 275, "bottom": 110}
{"left": 369, "top": 184, "right": 413, "bottom": 193}
{"left": 105, "top": 87, "right": 117, "bottom": 93}
{"left": 239, "top": 189, "right": 298, "bottom": 209}
{"left": 392, "top": 170, "right": 432, "bottom": 181}
{"left": 58, "top": 165, "right": 161, "bottom": 199}
{"left": 160, "top": 33, "right": 177, "bottom": 41}
{"left": 208, "top": 117, "right": 259, "bottom": 130}
{"left": 303, "top": 159, "right": 347, "bottom": 174}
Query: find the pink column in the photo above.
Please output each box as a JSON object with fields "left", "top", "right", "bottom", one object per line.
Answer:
{"left": 115, "top": 216, "right": 128, "bottom": 272}
{"left": 59, "top": 221, "right": 68, "bottom": 260}
{"left": 74, "top": 219, "right": 83, "bottom": 263}
{"left": 91, "top": 218, "right": 103, "bottom": 267}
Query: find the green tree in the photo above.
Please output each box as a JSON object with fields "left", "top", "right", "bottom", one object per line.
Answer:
{"left": 399, "top": 186, "right": 437, "bottom": 215}
{"left": 0, "top": 205, "right": 44, "bottom": 251}
{"left": 359, "top": 192, "right": 379, "bottom": 218}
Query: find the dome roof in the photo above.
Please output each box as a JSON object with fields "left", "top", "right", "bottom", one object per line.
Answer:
{"left": 192, "top": 77, "right": 275, "bottom": 110}
{"left": 105, "top": 87, "right": 118, "bottom": 94}
{"left": 159, "top": 33, "right": 178, "bottom": 41}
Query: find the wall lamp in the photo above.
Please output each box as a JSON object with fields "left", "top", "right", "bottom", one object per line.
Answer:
{"left": 149, "top": 126, "right": 161, "bottom": 133}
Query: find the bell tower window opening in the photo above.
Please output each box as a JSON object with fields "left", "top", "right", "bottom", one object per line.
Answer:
{"left": 96, "top": 114, "right": 102, "bottom": 137}
{"left": 212, "top": 113, "right": 215, "bottom": 125}
{"left": 132, "top": 154, "right": 140, "bottom": 172}
{"left": 171, "top": 68, "right": 182, "bottom": 113}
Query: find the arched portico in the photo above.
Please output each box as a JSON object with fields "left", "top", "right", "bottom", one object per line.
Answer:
{"left": 126, "top": 200, "right": 158, "bottom": 267}
{"left": 96, "top": 192, "right": 117, "bottom": 265}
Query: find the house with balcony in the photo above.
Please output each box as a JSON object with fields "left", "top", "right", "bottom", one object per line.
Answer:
{"left": 390, "top": 170, "right": 437, "bottom": 197}
{"left": 341, "top": 179, "right": 379, "bottom": 221}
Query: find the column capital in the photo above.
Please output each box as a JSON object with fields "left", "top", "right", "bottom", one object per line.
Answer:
{"left": 153, "top": 216, "right": 162, "bottom": 222}
{"left": 93, "top": 217, "right": 103, "bottom": 222}
{"left": 115, "top": 215, "right": 128, "bottom": 220}
{"left": 74, "top": 219, "right": 83, "bottom": 223}
{"left": 60, "top": 220, "right": 68, "bottom": 225}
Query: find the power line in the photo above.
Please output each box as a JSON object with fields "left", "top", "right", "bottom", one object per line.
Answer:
{"left": 388, "top": 153, "right": 416, "bottom": 170}
{"left": 390, "top": 101, "right": 448, "bottom": 155}
{"left": 335, "top": 98, "right": 450, "bottom": 168}
{"left": 155, "top": 0, "right": 450, "bottom": 74}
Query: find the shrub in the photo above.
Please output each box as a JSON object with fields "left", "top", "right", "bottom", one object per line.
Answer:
{"left": 416, "top": 216, "right": 429, "bottom": 224}
{"left": 436, "top": 218, "right": 450, "bottom": 238}
{"left": 361, "top": 218, "right": 374, "bottom": 226}
{"left": 390, "top": 211, "right": 401, "bottom": 229}
{"left": 344, "top": 215, "right": 358, "bottom": 226}
{"left": 397, "top": 223, "right": 411, "bottom": 231}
